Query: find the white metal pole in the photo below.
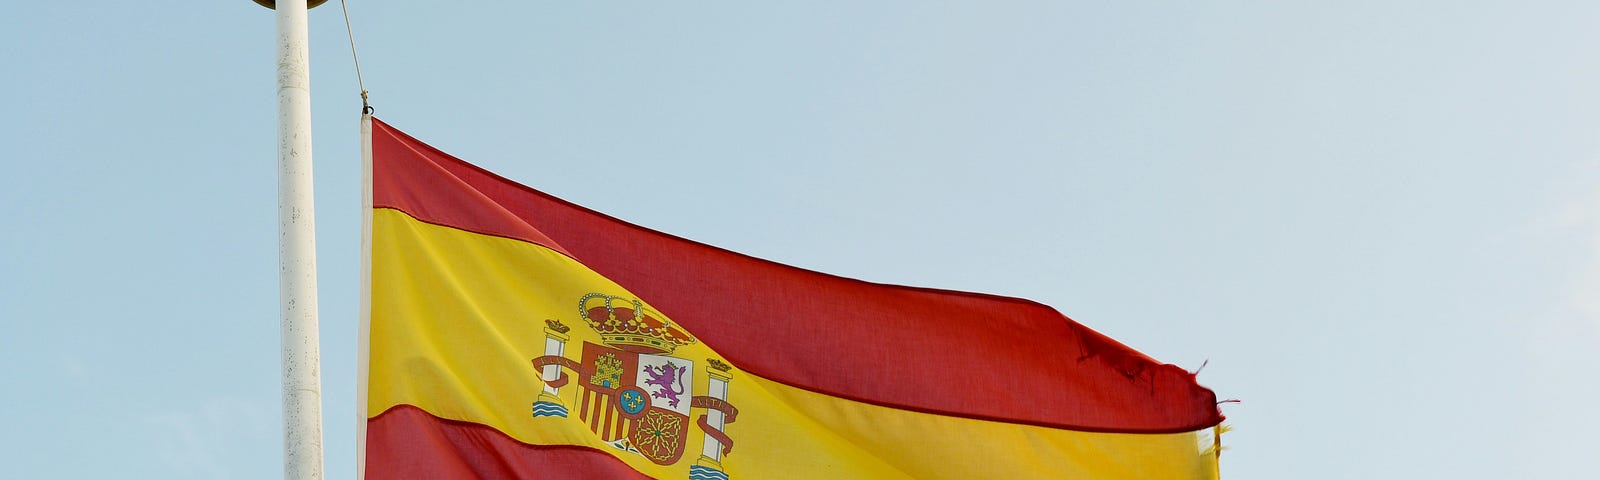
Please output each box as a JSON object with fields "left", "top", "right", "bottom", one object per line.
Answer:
{"left": 274, "top": 0, "right": 325, "bottom": 478}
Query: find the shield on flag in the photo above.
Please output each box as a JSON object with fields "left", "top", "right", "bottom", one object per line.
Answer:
{"left": 574, "top": 343, "right": 696, "bottom": 465}
{"left": 562, "top": 292, "right": 700, "bottom": 466}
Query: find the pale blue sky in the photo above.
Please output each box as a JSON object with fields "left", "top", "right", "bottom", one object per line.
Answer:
{"left": 3, "top": 1, "right": 1598, "bottom": 478}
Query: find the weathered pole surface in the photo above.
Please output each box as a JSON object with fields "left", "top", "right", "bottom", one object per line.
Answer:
{"left": 269, "top": 0, "right": 326, "bottom": 478}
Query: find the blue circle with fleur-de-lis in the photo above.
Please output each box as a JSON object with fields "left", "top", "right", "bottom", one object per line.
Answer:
{"left": 618, "top": 388, "right": 648, "bottom": 415}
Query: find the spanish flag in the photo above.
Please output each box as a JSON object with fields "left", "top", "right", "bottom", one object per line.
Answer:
{"left": 359, "top": 116, "right": 1225, "bottom": 479}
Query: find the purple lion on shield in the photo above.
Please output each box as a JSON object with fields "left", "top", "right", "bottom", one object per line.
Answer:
{"left": 642, "top": 362, "right": 687, "bottom": 408}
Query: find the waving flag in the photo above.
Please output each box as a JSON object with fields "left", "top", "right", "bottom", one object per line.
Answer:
{"left": 359, "top": 115, "right": 1224, "bottom": 479}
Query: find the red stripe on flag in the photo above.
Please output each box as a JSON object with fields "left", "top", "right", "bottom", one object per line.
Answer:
{"left": 590, "top": 393, "right": 605, "bottom": 433}
{"left": 602, "top": 401, "right": 616, "bottom": 441}
{"left": 371, "top": 118, "right": 1221, "bottom": 433}
{"left": 365, "top": 405, "right": 651, "bottom": 480}
{"left": 579, "top": 390, "right": 593, "bottom": 425}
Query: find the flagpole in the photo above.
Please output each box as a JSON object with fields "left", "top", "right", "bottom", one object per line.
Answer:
{"left": 258, "top": 0, "right": 327, "bottom": 478}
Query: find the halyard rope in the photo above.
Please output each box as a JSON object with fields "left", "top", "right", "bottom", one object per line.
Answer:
{"left": 338, "top": 0, "right": 371, "bottom": 113}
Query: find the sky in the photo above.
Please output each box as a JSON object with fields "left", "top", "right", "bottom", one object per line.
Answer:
{"left": 3, "top": 1, "right": 1599, "bottom": 478}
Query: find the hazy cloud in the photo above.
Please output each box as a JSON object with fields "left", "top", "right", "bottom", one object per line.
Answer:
{"left": 1556, "top": 185, "right": 1600, "bottom": 335}
{"left": 147, "top": 397, "right": 274, "bottom": 479}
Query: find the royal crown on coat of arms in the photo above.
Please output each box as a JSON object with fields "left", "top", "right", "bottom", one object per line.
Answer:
{"left": 530, "top": 293, "right": 739, "bottom": 480}
{"left": 578, "top": 293, "right": 695, "bottom": 354}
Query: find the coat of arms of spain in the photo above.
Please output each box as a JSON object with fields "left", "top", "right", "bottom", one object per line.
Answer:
{"left": 532, "top": 293, "right": 738, "bottom": 480}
